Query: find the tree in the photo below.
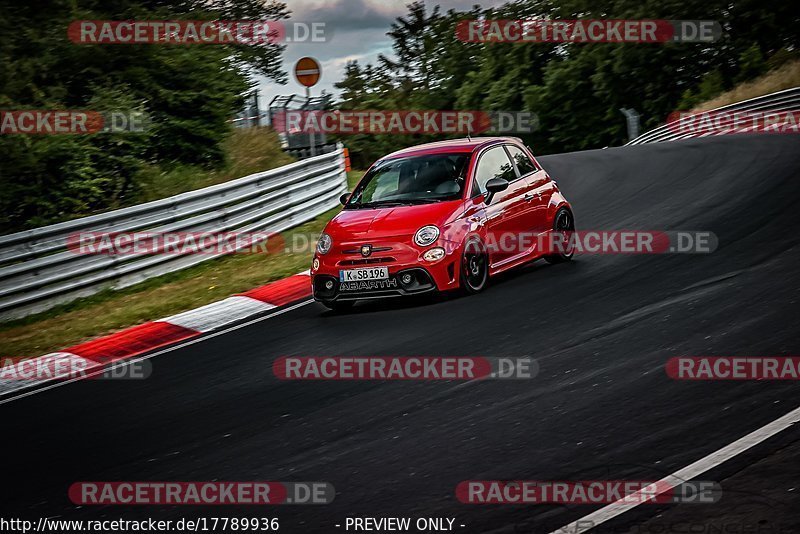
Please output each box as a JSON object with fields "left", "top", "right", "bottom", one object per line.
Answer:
{"left": 0, "top": 0, "right": 289, "bottom": 232}
{"left": 331, "top": 0, "right": 800, "bottom": 159}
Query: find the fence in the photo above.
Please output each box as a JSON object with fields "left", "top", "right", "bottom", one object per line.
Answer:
{"left": 626, "top": 87, "right": 800, "bottom": 145}
{"left": 0, "top": 146, "right": 348, "bottom": 321}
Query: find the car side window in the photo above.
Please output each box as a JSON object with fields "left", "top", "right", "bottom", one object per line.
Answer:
{"left": 505, "top": 145, "right": 538, "bottom": 176}
{"left": 471, "top": 146, "right": 517, "bottom": 197}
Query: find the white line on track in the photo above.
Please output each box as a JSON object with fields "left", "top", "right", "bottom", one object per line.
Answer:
{"left": 0, "top": 299, "right": 315, "bottom": 406}
{"left": 550, "top": 404, "right": 800, "bottom": 533}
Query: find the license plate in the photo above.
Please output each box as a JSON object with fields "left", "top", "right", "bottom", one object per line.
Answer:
{"left": 339, "top": 267, "right": 389, "bottom": 282}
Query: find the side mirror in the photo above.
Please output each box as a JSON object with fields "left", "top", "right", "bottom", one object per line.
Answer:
{"left": 339, "top": 192, "right": 350, "bottom": 206}
{"left": 484, "top": 178, "right": 508, "bottom": 204}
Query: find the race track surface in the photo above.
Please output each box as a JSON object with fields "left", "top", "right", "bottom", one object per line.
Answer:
{"left": 2, "top": 134, "right": 799, "bottom": 533}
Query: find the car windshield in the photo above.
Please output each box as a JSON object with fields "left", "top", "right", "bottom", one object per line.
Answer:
{"left": 345, "top": 153, "right": 470, "bottom": 209}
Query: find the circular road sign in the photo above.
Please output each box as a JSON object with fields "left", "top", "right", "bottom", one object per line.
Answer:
{"left": 294, "top": 57, "right": 321, "bottom": 87}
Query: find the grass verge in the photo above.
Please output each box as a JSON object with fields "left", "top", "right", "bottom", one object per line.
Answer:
{"left": 0, "top": 171, "right": 364, "bottom": 359}
{"left": 694, "top": 60, "right": 800, "bottom": 111}
{"left": 134, "top": 127, "right": 296, "bottom": 203}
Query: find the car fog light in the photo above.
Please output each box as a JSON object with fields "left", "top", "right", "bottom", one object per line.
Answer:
{"left": 422, "top": 247, "right": 445, "bottom": 262}
{"left": 401, "top": 273, "right": 413, "bottom": 285}
{"left": 325, "top": 280, "right": 334, "bottom": 290}
{"left": 312, "top": 257, "right": 320, "bottom": 271}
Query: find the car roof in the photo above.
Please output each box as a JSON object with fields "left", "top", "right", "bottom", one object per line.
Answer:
{"left": 381, "top": 137, "right": 524, "bottom": 160}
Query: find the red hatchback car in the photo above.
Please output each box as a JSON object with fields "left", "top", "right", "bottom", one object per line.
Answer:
{"left": 311, "top": 137, "right": 574, "bottom": 310}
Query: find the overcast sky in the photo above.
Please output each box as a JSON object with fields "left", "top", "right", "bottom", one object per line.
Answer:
{"left": 256, "top": 0, "right": 507, "bottom": 108}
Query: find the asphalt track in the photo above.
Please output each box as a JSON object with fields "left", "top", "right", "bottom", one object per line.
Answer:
{"left": 2, "top": 134, "right": 799, "bottom": 533}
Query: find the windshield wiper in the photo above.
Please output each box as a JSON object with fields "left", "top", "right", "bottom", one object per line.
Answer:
{"left": 347, "top": 198, "right": 443, "bottom": 209}
{"left": 401, "top": 198, "right": 439, "bottom": 204}
{"left": 357, "top": 199, "right": 439, "bottom": 208}
{"left": 347, "top": 200, "right": 405, "bottom": 209}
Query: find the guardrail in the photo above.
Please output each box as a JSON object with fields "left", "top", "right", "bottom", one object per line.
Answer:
{"left": 0, "top": 144, "right": 348, "bottom": 321}
{"left": 626, "top": 87, "right": 800, "bottom": 145}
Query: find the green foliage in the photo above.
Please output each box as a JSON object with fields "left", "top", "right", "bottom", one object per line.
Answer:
{"left": 333, "top": 0, "right": 800, "bottom": 161}
{"left": 0, "top": 0, "right": 288, "bottom": 233}
{"left": 678, "top": 70, "right": 726, "bottom": 110}
{"left": 736, "top": 43, "right": 767, "bottom": 83}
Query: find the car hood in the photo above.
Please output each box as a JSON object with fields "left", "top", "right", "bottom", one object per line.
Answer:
{"left": 327, "top": 201, "right": 461, "bottom": 240}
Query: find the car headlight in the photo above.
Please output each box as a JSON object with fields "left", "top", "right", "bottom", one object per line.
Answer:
{"left": 312, "top": 257, "right": 320, "bottom": 271}
{"left": 316, "top": 233, "right": 332, "bottom": 255}
{"left": 422, "top": 247, "right": 445, "bottom": 262}
{"left": 414, "top": 225, "right": 440, "bottom": 247}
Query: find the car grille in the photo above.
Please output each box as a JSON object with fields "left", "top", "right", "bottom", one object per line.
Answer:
{"left": 338, "top": 257, "right": 396, "bottom": 266}
{"left": 342, "top": 246, "right": 392, "bottom": 255}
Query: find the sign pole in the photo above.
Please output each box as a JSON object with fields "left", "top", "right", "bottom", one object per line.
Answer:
{"left": 294, "top": 57, "right": 322, "bottom": 159}
{"left": 307, "top": 86, "right": 315, "bottom": 157}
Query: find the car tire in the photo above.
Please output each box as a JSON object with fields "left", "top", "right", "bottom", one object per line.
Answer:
{"left": 544, "top": 207, "right": 575, "bottom": 264}
{"left": 320, "top": 300, "right": 354, "bottom": 312}
{"left": 460, "top": 239, "right": 488, "bottom": 294}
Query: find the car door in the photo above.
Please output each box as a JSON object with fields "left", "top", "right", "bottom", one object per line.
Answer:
{"left": 471, "top": 145, "right": 527, "bottom": 265}
{"left": 505, "top": 144, "right": 553, "bottom": 250}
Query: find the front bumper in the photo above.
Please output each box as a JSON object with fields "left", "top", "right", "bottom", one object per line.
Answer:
{"left": 311, "top": 237, "right": 463, "bottom": 302}
{"left": 313, "top": 267, "right": 440, "bottom": 301}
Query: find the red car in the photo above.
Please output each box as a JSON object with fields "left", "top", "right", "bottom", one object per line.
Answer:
{"left": 311, "top": 137, "right": 574, "bottom": 310}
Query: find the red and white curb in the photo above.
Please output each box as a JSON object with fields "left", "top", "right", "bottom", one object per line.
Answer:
{"left": 0, "top": 271, "right": 313, "bottom": 396}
